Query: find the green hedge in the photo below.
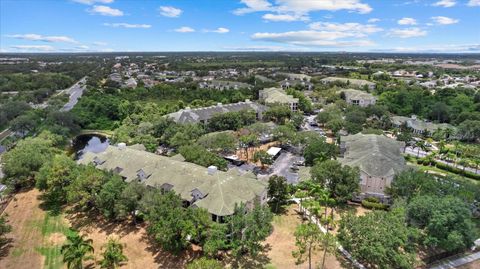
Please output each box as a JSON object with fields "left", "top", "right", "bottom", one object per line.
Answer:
{"left": 412, "top": 157, "right": 480, "bottom": 181}
{"left": 361, "top": 200, "right": 388, "bottom": 210}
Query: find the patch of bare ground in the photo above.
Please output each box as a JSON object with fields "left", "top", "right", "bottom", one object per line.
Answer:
{"left": 264, "top": 204, "right": 348, "bottom": 269}
{"left": 0, "top": 189, "right": 45, "bottom": 269}
{"left": 66, "top": 211, "right": 202, "bottom": 268}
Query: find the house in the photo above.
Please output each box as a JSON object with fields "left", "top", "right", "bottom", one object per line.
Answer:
{"left": 79, "top": 145, "right": 267, "bottom": 221}
{"left": 123, "top": 78, "right": 137, "bottom": 89}
{"left": 391, "top": 115, "right": 454, "bottom": 135}
{"left": 339, "top": 134, "right": 406, "bottom": 203}
{"left": 340, "top": 89, "right": 377, "bottom": 107}
{"left": 277, "top": 73, "right": 311, "bottom": 82}
{"left": 165, "top": 100, "right": 266, "bottom": 125}
{"left": 259, "top": 87, "right": 299, "bottom": 112}
{"left": 198, "top": 80, "right": 252, "bottom": 90}
{"left": 320, "top": 77, "right": 376, "bottom": 90}
{"left": 280, "top": 79, "right": 314, "bottom": 90}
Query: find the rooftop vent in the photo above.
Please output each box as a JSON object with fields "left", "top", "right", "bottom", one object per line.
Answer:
{"left": 118, "top": 143, "right": 127, "bottom": 150}
{"left": 208, "top": 166, "right": 218, "bottom": 175}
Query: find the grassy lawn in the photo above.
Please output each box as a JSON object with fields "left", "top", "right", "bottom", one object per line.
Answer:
{"left": 34, "top": 213, "right": 76, "bottom": 269}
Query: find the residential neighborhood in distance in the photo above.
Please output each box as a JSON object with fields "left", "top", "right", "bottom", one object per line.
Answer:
{"left": 1, "top": 1, "right": 479, "bottom": 269}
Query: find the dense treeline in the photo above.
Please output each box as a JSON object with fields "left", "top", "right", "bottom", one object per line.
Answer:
{"left": 0, "top": 73, "right": 74, "bottom": 92}
{"left": 337, "top": 169, "right": 479, "bottom": 268}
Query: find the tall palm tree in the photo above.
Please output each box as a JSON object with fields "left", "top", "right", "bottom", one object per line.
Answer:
{"left": 100, "top": 238, "right": 128, "bottom": 269}
{"left": 415, "top": 141, "right": 426, "bottom": 158}
{"left": 61, "top": 233, "right": 94, "bottom": 269}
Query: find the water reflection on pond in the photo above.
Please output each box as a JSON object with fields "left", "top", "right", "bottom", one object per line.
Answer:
{"left": 72, "top": 134, "right": 109, "bottom": 159}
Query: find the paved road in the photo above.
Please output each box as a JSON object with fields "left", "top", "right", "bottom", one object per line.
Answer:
{"left": 61, "top": 77, "right": 87, "bottom": 111}
{"left": 429, "top": 252, "right": 480, "bottom": 269}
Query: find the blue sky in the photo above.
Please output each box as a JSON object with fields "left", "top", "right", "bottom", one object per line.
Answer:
{"left": 1, "top": 0, "right": 479, "bottom": 53}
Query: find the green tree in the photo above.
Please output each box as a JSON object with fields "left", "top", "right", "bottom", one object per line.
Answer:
{"left": 99, "top": 238, "right": 128, "bottom": 269}
{"left": 267, "top": 175, "right": 289, "bottom": 213}
{"left": 66, "top": 165, "right": 110, "bottom": 211}
{"left": 179, "top": 144, "right": 228, "bottom": 170}
{"left": 0, "top": 215, "right": 12, "bottom": 248}
{"left": 61, "top": 233, "right": 94, "bottom": 269}
{"left": 96, "top": 176, "right": 127, "bottom": 219}
{"left": 337, "top": 207, "right": 416, "bottom": 269}
{"left": 292, "top": 223, "right": 335, "bottom": 269}
{"left": 310, "top": 160, "right": 359, "bottom": 204}
{"left": 115, "top": 181, "right": 147, "bottom": 223}
{"left": 303, "top": 137, "right": 337, "bottom": 166}
{"left": 140, "top": 190, "right": 192, "bottom": 254}
{"left": 226, "top": 203, "right": 273, "bottom": 258}
{"left": 265, "top": 105, "right": 292, "bottom": 123}
{"left": 253, "top": 150, "right": 273, "bottom": 169}
{"left": 197, "top": 131, "right": 236, "bottom": 153}
{"left": 2, "top": 137, "right": 56, "bottom": 188}
{"left": 186, "top": 257, "right": 223, "bottom": 269}
{"left": 36, "top": 155, "right": 79, "bottom": 207}
{"left": 406, "top": 195, "right": 475, "bottom": 252}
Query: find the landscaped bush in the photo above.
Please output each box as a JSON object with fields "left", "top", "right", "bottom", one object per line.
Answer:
{"left": 434, "top": 161, "right": 480, "bottom": 180}
{"left": 361, "top": 199, "right": 388, "bottom": 210}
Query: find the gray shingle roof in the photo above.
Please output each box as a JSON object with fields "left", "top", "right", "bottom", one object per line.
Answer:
{"left": 165, "top": 101, "right": 266, "bottom": 124}
{"left": 339, "top": 134, "right": 406, "bottom": 178}
{"left": 79, "top": 146, "right": 266, "bottom": 216}
{"left": 259, "top": 87, "right": 299, "bottom": 104}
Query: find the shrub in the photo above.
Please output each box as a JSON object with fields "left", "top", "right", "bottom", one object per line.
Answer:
{"left": 361, "top": 199, "right": 388, "bottom": 210}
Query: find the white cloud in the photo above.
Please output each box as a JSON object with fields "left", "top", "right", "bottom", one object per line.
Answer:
{"left": 309, "top": 22, "right": 382, "bottom": 37}
{"left": 174, "top": 26, "right": 195, "bottom": 33}
{"left": 205, "top": 27, "right": 230, "bottom": 34}
{"left": 72, "top": 0, "right": 114, "bottom": 5}
{"left": 93, "top": 41, "right": 107, "bottom": 46}
{"left": 75, "top": 45, "right": 90, "bottom": 50}
{"left": 262, "top": 13, "right": 308, "bottom": 22}
{"left": 159, "top": 6, "right": 182, "bottom": 17}
{"left": 89, "top": 5, "right": 123, "bottom": 16}
{"left": 376, "top": 44, "right": 480, "bottom": 53}
{"left": 234, "top": 0, "right": 272, "bottom": 15}
{"left": 368, "top": 18, "right": 380, "bottom": 23}
{"left": 432, "top": 0, "right": 456, "bottom": 7}
{"left": 388, "top": 27, "right": 427, "bottom": 38}
{"left": 397, "top": 17, "right": 417, "bottom": 25}
{"left": 431, "top": 16, "right": 459, "bottom": 25}
{"left": 7, "top": 34, "right": 77, "bottom": 43}
{"left": 10, "top": 45, "right": 55, "bottom": 51}
{"left": 467, "top": 0, "right": 480, "bottom": 6}
{"left": 103, "top": 23, "right": 151, "bottom": 28}
{"left": 234, "top": 0, "right": 372, "bottom": 22}
{"left": 251, "top": 30, "right": 375, "bottom": 47}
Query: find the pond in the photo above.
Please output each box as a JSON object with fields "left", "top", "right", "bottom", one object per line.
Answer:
{"left": 71, "top": 134, "right": 109, "bottom": 159}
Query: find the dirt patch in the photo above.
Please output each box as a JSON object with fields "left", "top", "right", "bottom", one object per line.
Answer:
{"left": 66, "top": 212, "right": 202, "bottom": 269}
{"left": 0, "top": 189, "right": 46, "bottom": 269}
{"left": 235, "top": 141, "right": 280, "bottom": 165}
{"left": 264, "top": 204, "right": 345, "bottom": 269}
{"left": 47, "top": 233, "right": 66, "bottom": 246}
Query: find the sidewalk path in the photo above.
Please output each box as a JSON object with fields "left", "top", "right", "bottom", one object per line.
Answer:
{"left": 429, "top": 252, "right": 480, "bottom": 269}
